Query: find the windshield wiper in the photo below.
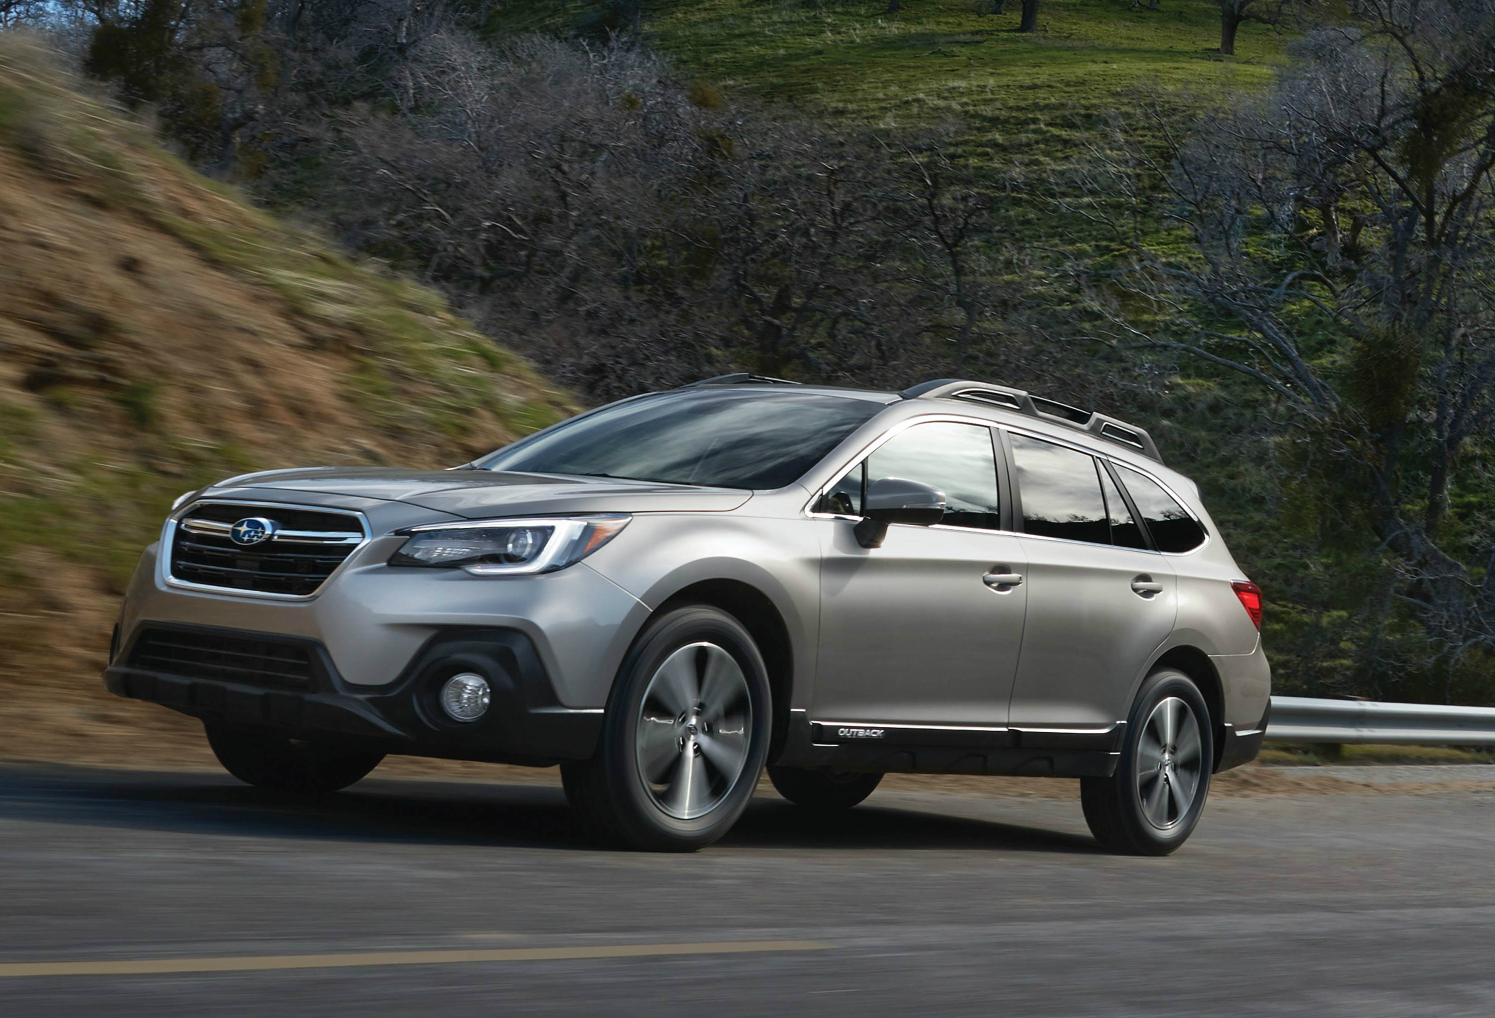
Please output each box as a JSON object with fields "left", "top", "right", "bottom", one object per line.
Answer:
{"left": 573, "top": 471, "right": 703, "bottom": 487}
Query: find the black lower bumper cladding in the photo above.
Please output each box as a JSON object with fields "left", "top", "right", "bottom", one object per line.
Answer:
{"left": 105, "top": 623, "right": 601, "bottom": 765}
{"left": 1215, "top": 700, "right": 1270, "bottom": 773}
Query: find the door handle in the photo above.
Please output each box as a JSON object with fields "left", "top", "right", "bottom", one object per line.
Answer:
{"left": 1130, "top": 575, "right": 1165, "bottom": 598}
{"left": 983, "top": 571, "right": 1024, "bottom": 591}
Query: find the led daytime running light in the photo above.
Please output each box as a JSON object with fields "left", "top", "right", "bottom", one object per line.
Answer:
{"left": 390, "top": 515, "right": 630, "bottom": 576}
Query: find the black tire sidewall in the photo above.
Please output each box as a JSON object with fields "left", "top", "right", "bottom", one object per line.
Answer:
{"left": 596, "top": 605, "right": 772, "bottom": 850}
{"left": 204, "top": 724, "right": 383, "bottom": 794}
{"left": 767, "top": 767, "right": 883, "bottom": 810}
{"left": 1113, "top": 669, "right": 1214, "bottom": 853}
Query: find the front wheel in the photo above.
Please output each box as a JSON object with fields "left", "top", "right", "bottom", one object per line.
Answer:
{"left": 562, "top": 605, "right": 771, "bottom": 852}
{"left": 1080, "top": 669, "right": 1213, "bottom": 856}
{"left": 205, "top": 724, "right": 384, "bottom": 794}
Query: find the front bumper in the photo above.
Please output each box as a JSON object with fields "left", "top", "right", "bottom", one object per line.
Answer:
{"left": 119, "top": 537, "right": 649, "bottom": 708}
{"left": 106, "top": 623, "right": 602, "bottom": 764}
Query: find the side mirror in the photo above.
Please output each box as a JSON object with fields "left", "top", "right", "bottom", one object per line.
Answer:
{"left": 854, "top": 477, "right": 946, "bottom": 549}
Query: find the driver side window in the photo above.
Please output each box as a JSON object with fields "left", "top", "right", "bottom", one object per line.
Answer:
{"left": 818, "top": 421, "right": 1001, "bottom": 530}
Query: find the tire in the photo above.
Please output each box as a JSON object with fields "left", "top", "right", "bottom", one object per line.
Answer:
{"left": 1081, "top": 669, "right": 1213, "bottom": 856}
{"left": 768, "top": 767, "right": 882, "bottom": 811}
{"left": 205, "top": 724, "right": 384, "bottom": 795}
{"left": 561, "top": 605, "right": 771, "bottom": 852}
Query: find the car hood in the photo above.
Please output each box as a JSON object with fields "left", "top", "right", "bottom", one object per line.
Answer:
{"left": 205, "top": 467, "right": 753, "bottom": 518}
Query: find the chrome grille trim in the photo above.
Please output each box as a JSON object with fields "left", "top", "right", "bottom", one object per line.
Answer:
{"left": 162, "top": 499, "right": 372, "bottom": 601}
{"left": 179, "top": 517, "right": 363, "bottom": 545}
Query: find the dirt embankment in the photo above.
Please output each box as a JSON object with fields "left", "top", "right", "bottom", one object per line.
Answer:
{"left": 0, "top": 38, "right": 573, "bottom": 766}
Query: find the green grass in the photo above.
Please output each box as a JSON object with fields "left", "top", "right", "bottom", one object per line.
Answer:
{"left": 489, "top": 1, "right": 1286, "bottom": 306}
{"left": 1258, "top": 743, "right": 1495, "bottom": 766}
{"left": 494, "top": 0, "right": 1284, "bottom": 164}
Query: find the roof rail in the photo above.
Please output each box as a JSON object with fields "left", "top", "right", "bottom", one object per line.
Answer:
{"left": 680, "top": 373, "right": 802, "bottom": 388}
{"left": 899, "top": 378, "right": 1162, "bottom": 463}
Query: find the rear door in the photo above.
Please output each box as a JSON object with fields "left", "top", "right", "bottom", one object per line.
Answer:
{"left": 812, "top": 419, "right": 1028, "bottom": 727}
{"left": 1003, "top": 432, "right": 1177, "bottom": 731}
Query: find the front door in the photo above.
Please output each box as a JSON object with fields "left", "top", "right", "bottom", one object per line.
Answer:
{"left": 812, "top": 420, "right": 1028, "bottom": 727}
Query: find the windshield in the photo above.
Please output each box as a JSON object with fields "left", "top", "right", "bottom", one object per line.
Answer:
{"left": 479, "top": 389, "right": 885, "bottom": 489}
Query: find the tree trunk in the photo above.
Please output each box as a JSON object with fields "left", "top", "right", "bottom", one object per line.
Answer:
{"left": 887, "top": 0, "right": 901, "bottom": 13}
{"left": 1019, "top": 0, "right": 1038, "bottom": 32}
{"left": 1220, "top": 6, "right": 1242, "bottom": 55}
{"left": 992, "top": 0, "right": 1005, "bottom": 13}
{"left": 756, "top": 284, "right": 794, "bottom": 376}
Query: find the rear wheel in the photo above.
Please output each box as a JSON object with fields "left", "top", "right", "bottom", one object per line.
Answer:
{"left": 1081, "top": 669, "right": 1213, "bottom": 856}
{"left": 768, "top": 767, "right": 882, "bottom": 811}
{"left": 204, "top": 724, "right": 383, "bottom": 794}
{"left": 562, "top": 605, "right": 770, "bottom": 852}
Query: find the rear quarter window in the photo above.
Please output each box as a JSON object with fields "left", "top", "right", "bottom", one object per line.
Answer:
{"left": 1115, "top": 465, "right": 1207, "bottom": 553}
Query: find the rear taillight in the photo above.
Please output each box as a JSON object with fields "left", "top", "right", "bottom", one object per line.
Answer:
{"left": 1231, "top": 580, "right": 1263, "bottom": 630}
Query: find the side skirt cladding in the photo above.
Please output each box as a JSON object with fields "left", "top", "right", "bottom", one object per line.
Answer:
{"left": 771, "top": 713, "right": 1122, "bottom": 778}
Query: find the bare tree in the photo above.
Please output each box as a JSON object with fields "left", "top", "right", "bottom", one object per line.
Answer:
{"left": 894, "top": 141, "right": 1002, "bottom": 370}
{"left": 1216, "top": 0, "right": 1293, "bottom": 55}
{"left": 1019, "top": 0, "right": 1039, "bottom": 32}
{"left": 317, "top": 31, "right": 1018, "bottom": 399}
{"left": 0, "top": 1, "right": 51, "bottom": 28}
{"left": 985, "top": 0, "right": 1042, "bottom": 31}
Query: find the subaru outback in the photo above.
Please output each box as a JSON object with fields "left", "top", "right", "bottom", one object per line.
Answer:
{"left": 105, "top": 376, "right": 1270, "bottom": 854}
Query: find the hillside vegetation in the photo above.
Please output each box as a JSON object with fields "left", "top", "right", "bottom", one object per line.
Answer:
{"left": 497, "top": 0, "right": 1284, "bottom": 151}
{"left": 0, "top": 38, "right": 572, "bottom": 762}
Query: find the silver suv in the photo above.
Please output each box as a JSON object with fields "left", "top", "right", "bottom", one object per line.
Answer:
{"left": 106, "top": 376, "right": 1270, "bottom": 854}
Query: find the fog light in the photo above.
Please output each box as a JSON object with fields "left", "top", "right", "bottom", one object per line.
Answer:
{"left": 440, "top": 673, "right": 490, "bottom": 722}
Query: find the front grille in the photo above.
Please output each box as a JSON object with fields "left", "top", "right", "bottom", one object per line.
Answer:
{"left": 169, "top": 502, "right": 365, "bottom": 597}
{"left": 128, "top": 628, "right": 317, "bottom": 690}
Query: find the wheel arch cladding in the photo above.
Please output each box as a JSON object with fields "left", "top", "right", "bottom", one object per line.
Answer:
{"left": 655, "top": 579, "right": 794, "bottom": 757}
{"left": 1151, "top": 646, "right": 1225, "bottom": 771}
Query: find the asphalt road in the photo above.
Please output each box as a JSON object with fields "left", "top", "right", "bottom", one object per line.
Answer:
{"left": 3, "top": 764, "right": 1494, "bottom": 1017}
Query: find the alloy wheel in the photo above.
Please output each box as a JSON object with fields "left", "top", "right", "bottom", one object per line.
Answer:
{"left": 1134, "top": 696, "right": 1204, "bottom": 830}
{"left": 635, "top": 641, "right": 752, "bottom": 820}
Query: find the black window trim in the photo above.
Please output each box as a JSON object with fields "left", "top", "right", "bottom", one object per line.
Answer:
{"left": 1099, "top": 458, "right": 1155, "bottom": 552}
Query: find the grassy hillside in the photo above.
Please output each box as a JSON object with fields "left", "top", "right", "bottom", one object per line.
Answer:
{"left": 495, "top": 0, "right": 1284, "bottom": 157}
{"left": 0, "top": 37, "right": 573, "bottom": 764}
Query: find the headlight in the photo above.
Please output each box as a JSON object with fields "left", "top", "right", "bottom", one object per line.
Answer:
{"left": 389, "top": 515, "right": 630, "bottom": 576}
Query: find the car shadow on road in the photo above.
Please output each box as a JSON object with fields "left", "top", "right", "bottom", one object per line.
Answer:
{"left": 0, "top": 763, "right": 1101, "bottom": 855}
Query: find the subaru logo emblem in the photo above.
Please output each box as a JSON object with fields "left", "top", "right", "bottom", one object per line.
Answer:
{"left": 229, "top": 517, "right": 277, "bottom": 547}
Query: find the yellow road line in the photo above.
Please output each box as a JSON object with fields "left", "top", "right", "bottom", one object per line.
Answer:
{"left": 0, "top": 940, "right": 832, "bottom": 979}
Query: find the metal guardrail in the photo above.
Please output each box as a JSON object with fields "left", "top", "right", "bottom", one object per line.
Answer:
{"left": 1266, "top": 695, "right": 1495, "bottom": 746}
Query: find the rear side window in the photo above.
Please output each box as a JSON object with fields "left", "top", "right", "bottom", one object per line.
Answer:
{"left": 1009, "top": 434, "right": 1109, "bottom": 544}
{"left": 1115, "top": 465, "right": 1206, "bottom": 553}
{"left": 862, "top": 421, "right": 1001, "bottom": 530}
{"left": 1100, "top": 465, "right": 1148, "bottom": 549}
